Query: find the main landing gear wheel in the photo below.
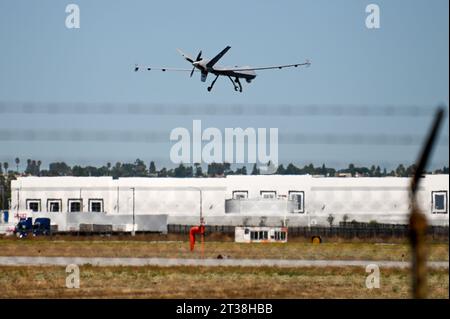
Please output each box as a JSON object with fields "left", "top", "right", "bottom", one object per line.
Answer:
{"left": 227, "top": 76, "right": 243, "bottom": 92}
{"left": 234, "top": 77, "right": 243, "bottom": 92}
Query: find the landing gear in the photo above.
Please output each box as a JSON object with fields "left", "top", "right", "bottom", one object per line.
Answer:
{"left": 235, "top": 77, "right": 243, "bottom": 92}
{"left": 207, "top": 75, "right": 219, "bottom": 92}
{"left": 227, "top": 76, "right": 242, "bottom": 92}
{"left": 207, "top": 75, "right": 243, "bottom": 92}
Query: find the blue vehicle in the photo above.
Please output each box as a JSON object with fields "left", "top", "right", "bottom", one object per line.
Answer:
{"left": 33, "top": 218, "right": 51, "bottom": 236}
{"left": 14, "top": 217, "right": 51, "bottom": 238}
{"left": 14, "top": 217, "right": 32, "bottom": 238}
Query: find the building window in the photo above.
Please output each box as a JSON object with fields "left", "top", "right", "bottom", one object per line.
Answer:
{"left": 232, "top": 191, "right": 248, "bottom": 199}
{"left": 289, "top": 191, "right": 305, "bottom": 213}
{"left": 274, "top": 231, "right": 287, "bottom": 241}
{"left": 249, "top": 230, "right": 269, "bottom": 241}
{"left": 275, "top": 231, "right": 286, "bottom": 241}
{"left": 260, "top": 191, "right": 276, "bottom": 199}
{"left": 26, "top": 199, "right": 41, "bottom": 212}
{"left": 47, "top": 199, "right": 62, "bottom": 212}
{"left": 432, "top": 191, "right": 448, "bottom": 214}
{"left": 89, "top": 199, "right": 103, "bottom": 213}
{"left": 68, "top": 199, "right": 82, "bottom": 212}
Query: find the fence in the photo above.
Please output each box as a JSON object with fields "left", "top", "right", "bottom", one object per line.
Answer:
{"left": 168, "top": 224, "right": 235, "bottom": 235}
{"left": 168, "top": 223, "right": 449, "bottom": 241}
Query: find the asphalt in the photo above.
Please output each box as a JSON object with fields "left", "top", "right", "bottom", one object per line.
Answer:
{"left": 0, "top": 256, "right": 448, "bottom": 268}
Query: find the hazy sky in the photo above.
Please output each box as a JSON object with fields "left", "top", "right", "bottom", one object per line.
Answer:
{"left": 0, "top": 0, "right": 448, "bottom": 170}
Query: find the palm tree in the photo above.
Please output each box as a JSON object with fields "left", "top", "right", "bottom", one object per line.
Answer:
{"left": 37, "top": 160, "right": 42, "bottom": 176}
{"left": 3, "top": 162, "right": 8, "bottom": 174}
{"left": 26, "top": 159, "right": 31, "bottom": 175}
{"left": 31, "top": 160, "right": 36, "bottom": 172}
{"left": 327, "top": 214, "right": 335, "bottom": 227}
{"left": 15, "top": 157, "right": 20, "bottom": 173}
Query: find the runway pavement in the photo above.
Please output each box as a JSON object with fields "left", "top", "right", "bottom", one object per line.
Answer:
{"left": 0, "top": 256, "right": 448, "bottom": 268}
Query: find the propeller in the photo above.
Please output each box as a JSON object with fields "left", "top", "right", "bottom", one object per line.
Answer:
{"left": 190, "top": 50, "right": 202, "bottom": 77}
{"left": 177, "top": 48, "right": 204, "bottom": 78}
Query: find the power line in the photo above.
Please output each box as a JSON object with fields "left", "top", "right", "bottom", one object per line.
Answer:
{"left": 0, "top": 129, "right": 447, "bottom": 146}
{"left": 0, "top": 102, "right": 446, "bottom": 117}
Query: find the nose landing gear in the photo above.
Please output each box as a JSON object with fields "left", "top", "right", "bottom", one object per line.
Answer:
{"left": 207, "top": 74, "right": 219, "bottom": 92}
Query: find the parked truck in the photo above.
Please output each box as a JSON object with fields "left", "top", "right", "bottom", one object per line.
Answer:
{"left": 14, "top": 217, "right": 51, "bottom": 238}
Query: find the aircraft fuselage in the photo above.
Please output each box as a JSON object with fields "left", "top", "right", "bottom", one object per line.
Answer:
{"left": 193, "top": 60, "right": 257, "bottom": 83}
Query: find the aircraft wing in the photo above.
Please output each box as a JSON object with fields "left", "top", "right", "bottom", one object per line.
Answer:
{"left": 134, "top": 65, "right": 199, "bottom": 72}
{"left": 221, "top": 60, "right": 311, "bottom": 72}
{"left": 206, "top": 46, "right": 231, "bottom": 68}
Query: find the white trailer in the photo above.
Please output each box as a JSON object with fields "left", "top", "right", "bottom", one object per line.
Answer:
{"left": 235, "top": 226, "right": 288, "bottom": 243}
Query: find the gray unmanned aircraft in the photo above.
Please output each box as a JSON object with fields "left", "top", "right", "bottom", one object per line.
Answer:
{"left": 134, "top": 46, "right": 311, "bottom": 92}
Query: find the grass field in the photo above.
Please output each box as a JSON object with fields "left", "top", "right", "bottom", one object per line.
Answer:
{"left": 1, "top": 239, "right": 447, "bottom": 298}
{"left": 0, "top": 239, "right": 448, "bottom": 261}
{"left": 0, "top": 265, "right": 448, "bottom": 298}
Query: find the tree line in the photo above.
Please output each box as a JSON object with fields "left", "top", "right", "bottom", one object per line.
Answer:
{"left": 0, "top": 158, "right": 448, "bottom": 179}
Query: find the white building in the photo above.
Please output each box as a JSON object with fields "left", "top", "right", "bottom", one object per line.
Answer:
{"left": 4, "top": 174, "right": 448, "bottom": 232}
